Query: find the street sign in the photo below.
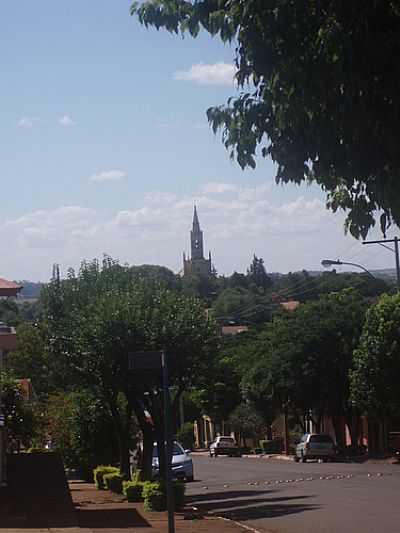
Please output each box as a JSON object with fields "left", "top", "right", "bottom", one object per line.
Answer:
{"left": 127, "top": 351, "right": 162, "bottom": 371}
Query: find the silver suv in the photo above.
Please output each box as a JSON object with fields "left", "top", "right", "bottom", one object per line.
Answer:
{"left": 209, "top": 436, "right": 241, "bottom": 457}
{"left": 295, "top": 433, "right": 336, "bottom": 462}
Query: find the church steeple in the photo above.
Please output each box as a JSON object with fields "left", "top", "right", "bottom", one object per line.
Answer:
{"left": 193, "top": 205, "right": 200, "bottom": 232}
{"left": 191, "top": 205, "right": 204, "bottom": 260}
{"left": 183, "top": 205, "right": 213, "bottom": 277}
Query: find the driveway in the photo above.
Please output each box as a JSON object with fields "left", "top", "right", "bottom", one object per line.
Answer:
{"left": 186, "top": 455, "right": 400, "bottom": 533}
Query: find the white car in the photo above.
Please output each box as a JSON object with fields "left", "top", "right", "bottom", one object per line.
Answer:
{"left": 152, "top": 441, "right": 194, "bottom": 481}
{"left": 295, "top": 433, "right": 336, "bottom": 462}
{"left": 209, "top": 436, "right": 241, "bottom": 457}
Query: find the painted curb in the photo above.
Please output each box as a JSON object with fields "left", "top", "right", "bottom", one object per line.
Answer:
{"left": 191, "top": 506, "right": 263, "bottom": 533}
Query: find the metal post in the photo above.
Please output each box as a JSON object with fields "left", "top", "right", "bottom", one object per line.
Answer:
{"left": 161, "top": 350, "right": 175, "bottom": 533}
{"left": 394, "top": 237, "right": 400, "bottom": 292}
{"left": 283, "top": 404, "right": 289, "bottom": 455}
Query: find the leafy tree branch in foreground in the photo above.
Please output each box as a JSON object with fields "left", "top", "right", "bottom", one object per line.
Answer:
{"left": 132, "top": 1, "right": 400, "bottom": 238}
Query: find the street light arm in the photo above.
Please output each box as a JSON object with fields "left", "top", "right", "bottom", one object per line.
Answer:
{"left": 321, "top": 259, "right": 375, "bottom": 279}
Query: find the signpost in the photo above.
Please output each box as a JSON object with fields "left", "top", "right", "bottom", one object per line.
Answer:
{"left": 128, "top": 350, "right": 175, "bottom": 533}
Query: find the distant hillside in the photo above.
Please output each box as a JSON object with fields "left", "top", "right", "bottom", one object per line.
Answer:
{"left": 15, "top": 281, "right": 44, "bottom": 300}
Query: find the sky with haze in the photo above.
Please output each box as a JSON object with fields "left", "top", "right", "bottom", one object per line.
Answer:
{"left": 1, "top": 0, "right": 398, "bottom": 281}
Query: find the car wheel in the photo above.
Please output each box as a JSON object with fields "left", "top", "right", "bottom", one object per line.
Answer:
{"left": 300, "top": 453, "right": 306, "bottom": 463}
{"left": 294, "top": 455, "right": 300, "bottom": 462}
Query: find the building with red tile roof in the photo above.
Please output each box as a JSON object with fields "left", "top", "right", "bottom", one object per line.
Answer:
{"left": 0, "top": 278, "right": 23, "bottom": 298}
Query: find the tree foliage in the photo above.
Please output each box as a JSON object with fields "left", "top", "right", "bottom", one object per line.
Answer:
{"left": 0, "top": 372, "right": 36, "bottom": 448}
{"left": 132, "top": 1, "right": 400, "bottom": 238}
{"left": 41, "top": 257, "right": 217, "bottom": 478}
{"left": 241, "top": 290, "right": 367, "bottom": 444}
{"left": 351, "top": 293, "right": 400, "bottom": 417}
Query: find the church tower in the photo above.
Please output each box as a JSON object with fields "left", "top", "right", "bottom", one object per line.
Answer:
{"left": 183, "top": 206, "right": 212, "bottom": 276}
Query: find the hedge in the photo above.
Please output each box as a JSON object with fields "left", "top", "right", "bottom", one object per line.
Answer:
{"left": 93, "top": 465, "right": 120, "bottom": 490}
{"left": 142, "top": 481, "right": 185, "bottom": 512}
{"left": 104, "top": 472, "right": 124, "bottom": 494}
{"left": 123, "top": 480, "right": 146, "bottom": 502}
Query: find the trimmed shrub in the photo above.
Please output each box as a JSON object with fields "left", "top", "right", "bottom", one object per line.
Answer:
{"left": 123, "top": 480, "right": 146, "bottom": 502}
{"left": 104, "top": 472, "right": 124, "bottom": 494}
{"left": 93, "top": 465, "right": 120, "bottom": 490}
{"left": 142, "top": 481, "right": 186, "bottom": 512}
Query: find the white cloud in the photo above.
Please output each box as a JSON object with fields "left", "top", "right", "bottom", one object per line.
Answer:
{"left": 200, "top": 182, "right": 239, "bottom": 194}
{"left": 89, "top": 169, "right": 127, "bottom": 183}
{"left": 1, "top": 183, "right": 396, "bottom": 281}
{"left": 174, "top": 62, "right": 237, "bottom": 86}
{"left": 59, "top": 115, "right": 77, "bottom": 127}
{"left": 17, "top": 117, "right": 34, "bottom": 128}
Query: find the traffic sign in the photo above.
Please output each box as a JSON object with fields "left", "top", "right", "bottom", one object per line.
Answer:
{"left": 127, "top": 351, "right": 162, "bottom": 371}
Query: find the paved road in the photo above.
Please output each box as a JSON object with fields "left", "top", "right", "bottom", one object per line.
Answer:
{"left": 186, "top": 455, "right": 400, "bottom": 533}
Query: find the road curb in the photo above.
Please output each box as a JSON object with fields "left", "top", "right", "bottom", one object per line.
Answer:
{"left": 191, "top": 506, "right": 263, "bottom": 533}
{"left": 215, "top": 515, "right": 263, "bottom": 533}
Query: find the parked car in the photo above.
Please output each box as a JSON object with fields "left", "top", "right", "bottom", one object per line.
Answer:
{"left": 294, "top": 433, "right": 336, "bottom": 462}
{"left": 152, "top": 441, "right": 194, "bottom": 481}
{"left": 209, "top": 436, "right": 241, "bottom": 457}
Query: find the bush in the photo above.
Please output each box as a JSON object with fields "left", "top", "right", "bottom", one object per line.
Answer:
{"left": 132, "top": 469, "right": 143, "bottom": 482}
{"left": 104, "top": 472, "right": 124, "bottom": 494}
{"left": 259, "top": 439, "right": 283, "bottom": 454}
{"left": 176, "top": 422, "right": 195, "bottom": 450}
{"left": 123, "top": 481, "right": 146, "bottom": 502}
{"left": 93, "top": 465, "right": 120, "bottom": 490}
{"left": 142, "top": 481, "right": 186, "bottom": 512}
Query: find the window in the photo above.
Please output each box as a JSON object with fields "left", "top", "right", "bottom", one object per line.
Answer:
{"left": 152, "top": 442, "right": 184, "bottom": 457}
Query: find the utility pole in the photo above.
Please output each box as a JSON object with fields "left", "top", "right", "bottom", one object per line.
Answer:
{"left": 362, "top": 236, "right": 400, "bottom": 291}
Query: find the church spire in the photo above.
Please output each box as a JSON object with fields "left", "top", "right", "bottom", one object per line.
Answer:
{"left": 183, "top": 205, "right": 212, "bottom": 277}
{"left": 193, "top": 204, "right": 200, "bottom": 231}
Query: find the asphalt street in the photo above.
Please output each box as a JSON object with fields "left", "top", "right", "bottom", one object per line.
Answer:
{"left": 186, "top": 455, "right": 400, "bottom": 533}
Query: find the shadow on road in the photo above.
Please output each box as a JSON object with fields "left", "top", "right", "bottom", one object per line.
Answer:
{"left": 188, "top": 489, "right": 319, "bottom": 522}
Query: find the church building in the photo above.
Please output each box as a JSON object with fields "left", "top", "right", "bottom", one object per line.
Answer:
{"left": 183, "top": 206, "right": 212, "bottom": 277}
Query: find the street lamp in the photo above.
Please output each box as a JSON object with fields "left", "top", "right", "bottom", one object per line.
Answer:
{"left": 321, "top": 259, "right": 375, "bottom": 279}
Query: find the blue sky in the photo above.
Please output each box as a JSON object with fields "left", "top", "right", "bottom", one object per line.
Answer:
{"left": 0, "top": 0, "right": 398, "bottom": 281}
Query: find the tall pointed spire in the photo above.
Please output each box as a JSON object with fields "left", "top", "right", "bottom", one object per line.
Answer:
{"left": 183, "top": 205, "right": 212, "bottom": 277}
{"left": 193, "top": 205, "right": 200, "bottom": 231}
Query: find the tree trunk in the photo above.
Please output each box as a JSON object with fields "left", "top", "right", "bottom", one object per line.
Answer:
{"left": 107, "top": 395, "right": 132, "bottom": 479}
{"left": 131, "top": 398, "right": 154, "bottom": 481}
{"left": 118, "top": 432, "right": 131, "bottom": 479}
{"left": 142, "top": 425, "right": 154, "bottom": 481}
{"left": 331, "top": 416, "right": 345, "bottom": 450}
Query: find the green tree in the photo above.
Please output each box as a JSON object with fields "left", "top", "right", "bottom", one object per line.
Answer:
{"left": 7, "top": 322, "right": 51, "bottom": 399}
{"left": 247, "top": 255, "right": 272, "bottom": 291}
{"left": 241, "top": 290, "right": 367, "bottom": 447}
{"left": 0, "top": 299, "right": 20, "bottom": 326}
{"left": 228, "top": 403, "right": 265, "bottom": 446}
{"left": 351, "top": 293, "right": 400, "bottom": 417}
{"left": 0, "top": 372, "right": 36, "bottom": 449}
{"left": 46, "top": 390, "right": 120, "bottom": 480}
{"left": 42, "top": 257, "right": 217, "bottom": 479}
{"left": 132, "top": 1, "right": 400, "bottom": 238}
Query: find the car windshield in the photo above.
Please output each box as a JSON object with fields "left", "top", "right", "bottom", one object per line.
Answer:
{"left": 152, "top": 443, "right": 184, "bottom": 457}
{"left": 219, "top": 437, "right": 234, "bottom": 443}
{"left": 309, "top": 435, "right": 333, "bottom": 443}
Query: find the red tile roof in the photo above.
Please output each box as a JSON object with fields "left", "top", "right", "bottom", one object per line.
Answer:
{"left": 0, "top": 278, "right": 23, "bottom": 296}
{"left": 222, "top": 325, "right": 249, "bottom": 335}
{"left": 280, "top": 300, "right": 300, "bottom": 311}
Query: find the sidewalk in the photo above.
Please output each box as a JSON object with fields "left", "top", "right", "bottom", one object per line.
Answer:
{"left": 0, "top": 480, "right": 249, "bottom": 533}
